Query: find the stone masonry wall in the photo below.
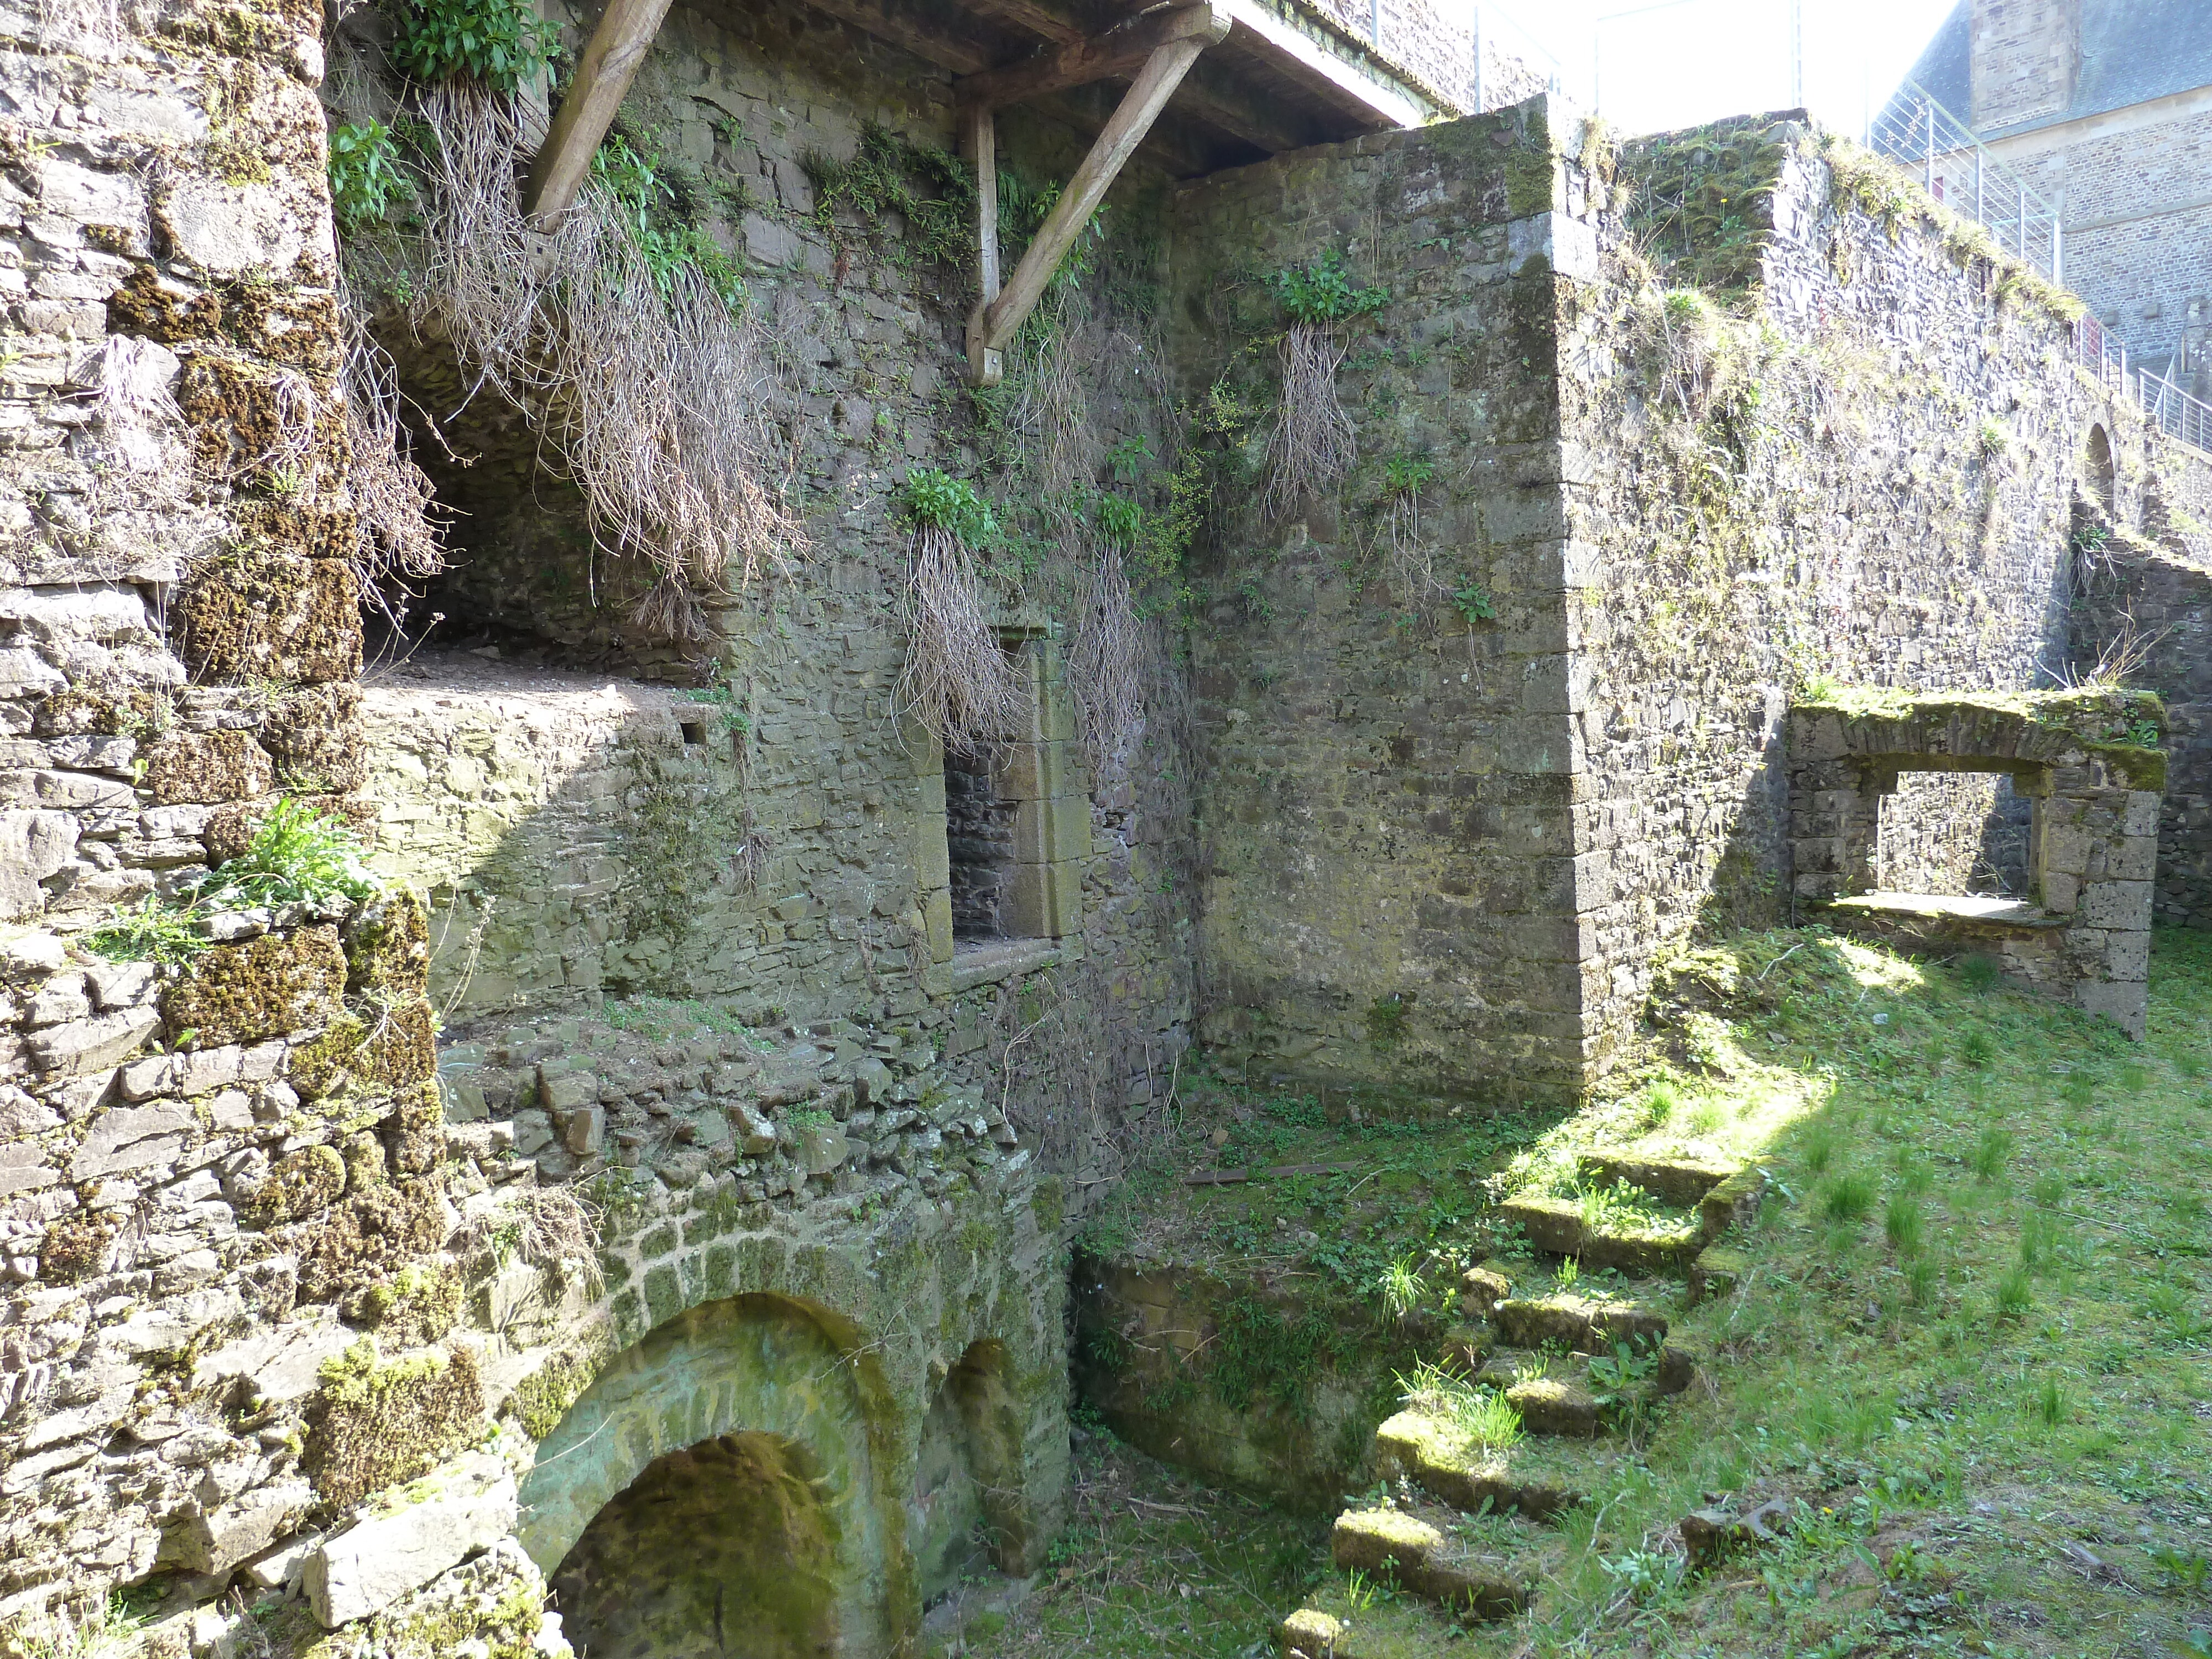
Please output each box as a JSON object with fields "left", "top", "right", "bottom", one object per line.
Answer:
{"left": 1557, "top": 115, "right": 2212, "bottom": 1077}
{"left": 1170, "top": 101, "right": 1598, "bottom": 1105}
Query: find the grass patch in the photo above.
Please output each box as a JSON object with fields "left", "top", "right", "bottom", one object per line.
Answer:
{"left": 985, "top": 926, "right": 2212, "bottom": 1659}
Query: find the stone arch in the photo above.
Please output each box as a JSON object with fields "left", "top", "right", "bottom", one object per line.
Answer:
{"left": 910, "top": 1338, "right": 1034, "bottom": 1602}
{"left": 518, "top": 1292, "right": 904, "bottom": 1656}
{"left": 2084, "top": 422, "right": 2116, "bottom": 511}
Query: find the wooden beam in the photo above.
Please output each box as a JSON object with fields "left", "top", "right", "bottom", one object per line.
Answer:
{"left": 1217, "top": 0, "right": 1423, "bottom": 130}
{"left": 794, "top": 0, "right": 1000, "bottom": 75}
{"left": 1174, "top": 51, "right": 1336, "bottom": 153}
{"left": 963, "top": 103, "right": 1001, "bottom": 303}
{"left": 967, "top": 20, "right": 1222, "bottom": 384}
{"left": 525, "top": 0, "right": 678, "bottom": 227}
{"left": 962, "top": 0, "right": 1086, "bottom": 45}
{"left": 956, "top": 2, "right": 1226, "bottom": 108}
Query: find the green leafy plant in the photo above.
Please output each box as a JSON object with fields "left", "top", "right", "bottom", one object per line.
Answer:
{"left": 1600, "top": 1546, "right": 1678, "bottom": 1604}
{"left": 591, "top": 133, "right": 747, "bottom": 308}
{"left": 1994, "top": 1264, "right": 2033, "bottom": 1318}
{"left": 1365, "top": 993, "right": 1409, "bottom": 1048}
{"left": 1376, "top": 1251, "right": 1425, "bottom": 1316}
{"left": 388, "top": 0, "right": 554, "bottom": 92}
{"left": 330, "top": 119, "right": 410, "bottom": 232}
{"left": 1451, "top": 578, "right": 1497, "bottom": 622}
{"left": 2151, "top": 1544, "right": 2210, "bottom": 1597}
{"left": 1265, "top": 249, "right": 1389, "bottom": 326}
{"left": 899, "top": 467, "right": 999, "bottom": 547}
{"left": 87, "top": 895, "right": 206, "bottom": 967}
{"left": 1884, "top": 1192, "right": 1926, "bottom": 1257}
{"left": 200, "top": 797, "right": 380, "bottom": 910}
{"left": 804, "top": 122, "right": 974, "bottom": 268}
{"left": 1970, "top": 1125, "right": 2013, "bottom": 1181}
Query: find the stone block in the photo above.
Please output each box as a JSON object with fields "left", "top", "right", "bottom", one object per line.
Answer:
{"left": 2037, "top": 870, "right": 2079, "bottom": 914}
{"left": 2111, "top": 834, "right": 2158, "bottom": 881}
{"left": 305, "top": 1454, "right": 517, "bottom": 1627}
{"left": 70, "top": 1102, "right": 191, "bottom": 1180}
{"left": 173, "top": 1481, "right": 312, "bottom": 1575}
{"left": 922, "top": 888, "right": 953, "bottom": 963}
{"left": 915, "top": 820, "right": 950, "bottom": 890}
{"left": 32, "top": 1008, "right": 159, "bottom": 1079}
{"left": 728, "top": 1102, "right": 777, "bottom": 1154}
{"left": 1013, "top": 795, "right": 1089, "bottom": 864}
{"left": 0, "top": 809, "right": 77, "bottom": 921}
{"left": 2073, "top": 977, "right": 2147, "bottom": 1040}
{"left": 2080, "top": 879, "right": 2152, "bottom": 930}
{"left": 560, "top": 1105, "right": 604, "bottom": 1155}
{"left": 539, "top": 1069, "right": 597, "bottom": 1114}
{"left": 2104, "top": 930, "right": 2150, "bottom": 981}
{"left": 994, "top": 742, "right": 1067, "bottom": 801}
{"left": 1007, "top": 862, "right": 1079, "bottom": 939}
{"left": 0, "top": 1142, "right": 60, "bottom": 1196}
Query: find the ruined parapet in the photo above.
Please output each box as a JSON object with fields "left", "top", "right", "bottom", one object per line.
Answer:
{"left": 1786, "top": 687, "right": 2165, "bottom": 1036}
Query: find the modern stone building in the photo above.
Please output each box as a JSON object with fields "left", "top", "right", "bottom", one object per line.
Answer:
{"left": 1898, "top": 0, "right": 2212, "bottom": 388}
{"left": 1, "top": 0, "right": 2208, "bottom": 1649}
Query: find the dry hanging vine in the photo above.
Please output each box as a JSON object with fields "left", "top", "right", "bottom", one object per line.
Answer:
{"left": 1260, "top": 250, "right": 1386, "bottom": 520}
{"left": 894, "top": 468, "right": 1021, "bottom": 753}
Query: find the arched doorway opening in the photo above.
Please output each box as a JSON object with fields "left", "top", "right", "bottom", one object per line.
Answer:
{"left": 551, "top": 1430, "right": 841, "bottom": 1658}
{"left": 2085, "top": 422, "right": 2115, "bottom": 512}
{"left": 912, "top": 1339, "right": 1032, "bottom": 1603}
{"left": 518, "top": 1294, "right": 902, "bottom": 1656}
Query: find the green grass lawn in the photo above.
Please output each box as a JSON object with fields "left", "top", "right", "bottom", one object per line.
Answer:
{"left": 947, "top": 926, "right": 2212, "bottom": 1658}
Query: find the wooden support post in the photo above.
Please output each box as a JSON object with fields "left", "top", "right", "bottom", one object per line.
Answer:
{"left": 964, "top": 104, "right": 1001, "bottom": 385}
{"left": 524, "top": 0, "right": 678, "bottom": 229}
{"left": 965, "top": 10, "right": 1225, "bottom": 385}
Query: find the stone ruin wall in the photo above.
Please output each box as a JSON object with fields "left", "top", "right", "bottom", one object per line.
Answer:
{"left": 1170, "top": 102, "right": 1598, "bottom": 1106}
{"left": 1560, "top": 114, "right": 2212, "bottom": 1077}
{"left": 0, "top": 0, "right": 1204, "bottom": 1645}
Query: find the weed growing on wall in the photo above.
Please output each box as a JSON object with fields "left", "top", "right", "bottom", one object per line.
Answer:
{"left": 395, "top": 86, "right": 801, "bottom": 611}
{"left": 802, "top": 122, "right": 974, "bottom": 268}
{"left": 1260, "top": 251, "right": 1386, "bottom": 520}
{"left": 329, "top": 119, "right": 411, "bottom": 232}
{"left": 386, "top": 0, "right": 554, "bottom": 92}
{"left": 895, "top": 468, "right": 1021, "bottom": 751}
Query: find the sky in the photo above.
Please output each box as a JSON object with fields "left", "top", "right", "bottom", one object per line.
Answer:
{"left": 1470, "top": 0, "right": 1961, "bottom": 140}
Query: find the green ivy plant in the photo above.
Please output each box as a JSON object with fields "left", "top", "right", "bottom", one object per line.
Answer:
{"left": 328, "top": 119, "right": 410, "bottom": 232}
{"left": 803, "top": 123, "right": 974, "bottom": 268}
{"left": 388, "top": 0, "right": 555, "bottom": 93}
{"left": 898, "top": 467, "right": 999, "bottom": 547}
{"left": 1266, "top": 249, "right": 1388, "bottom": 326}
{"left": 1451, "top": 578, "right": 1496, "bottom": 622}
{"left": 591, "top": 133, "right": 747, "bottom": 309}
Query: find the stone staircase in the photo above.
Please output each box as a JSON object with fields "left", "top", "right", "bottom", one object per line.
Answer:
{"left": 1279, "top": 1152, "right": 1767, "bottom": 1656}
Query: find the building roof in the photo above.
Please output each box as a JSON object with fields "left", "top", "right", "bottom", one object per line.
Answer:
{"left": 1900, "top": 0, "right": 2212, "bottom": 137}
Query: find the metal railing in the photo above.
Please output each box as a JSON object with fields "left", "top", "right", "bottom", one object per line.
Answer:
{"left": 1869, "top": 76, "right": 2064, "bottom": 280}
{"left": 1871, "top": 76, "right": 2211, "bottom": 456}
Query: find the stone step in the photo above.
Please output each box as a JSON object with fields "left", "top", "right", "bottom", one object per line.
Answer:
{"left": 1493, "top": 1194, "right": 1703, "bottom": 1275}
{"left": 1492, "top": 1292, "right": 1668, "bottom": 1352}
{"left": 1688, "top": 1241, "right": 1750, "bottom": 1305}
{"left": 1503, "top": 1375, "right": 1599, "bottom": 1437}
{"left": 1370, "top": 1408, "right": 1586, "bottom": 1521}
{"left": 1328, "top": 1506, "right": 1532, "bottom": 1616}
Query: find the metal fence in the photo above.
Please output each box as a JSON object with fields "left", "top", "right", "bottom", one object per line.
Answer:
{"left": 1871, "top": 76, "right": 2210, "bottom": 456}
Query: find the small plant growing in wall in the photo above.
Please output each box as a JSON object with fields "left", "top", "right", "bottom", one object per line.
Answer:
{"left": 387, "top": 0, "right": 555, "bottom": 92}
{"left": 329, "top": 120, "right": 412, "bottom": 232}
{"left": 1261, "top": 250, "right": 1387, "bottom": 520}
{"left": 894, "top": 468, "right": 1021, "bottom": 751}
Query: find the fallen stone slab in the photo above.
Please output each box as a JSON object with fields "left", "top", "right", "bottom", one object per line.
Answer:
{"left": 1680, "top": 1495, "right": 1798, "bottom": 1568}
{"left": 305, "top": 1452, "right": 518, "bottom": 1627}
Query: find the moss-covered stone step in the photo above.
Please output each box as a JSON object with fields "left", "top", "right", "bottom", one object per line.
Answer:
{"left": 1493, "top": 1195, "right": 1703, "bottom": 1275}
{"left": 1329, "top": 1506, "right": 1532, "bottom": 1616}
{"left": 1370, "top": 1409, "right": 1589, "bottom": 1521}
{"left": 1503, "top": 1375, "right": 1598, "bottom": 1436}
{"left": 1491, "top": 1292, "right": 1668, "bottom": 1352}
{"left": 1687, "top": 1241, "right": 1750, "bottom": 1305}
{"left": 1575, "top": 1151, "right": 1739, "bottom": 1207}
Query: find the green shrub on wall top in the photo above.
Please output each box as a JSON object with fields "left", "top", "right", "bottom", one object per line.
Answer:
{"left": 898, "top": 467, "right": 1000, "bottom": 549}
{"left": 387, "top": 0, "right": 554, "bottom": 92}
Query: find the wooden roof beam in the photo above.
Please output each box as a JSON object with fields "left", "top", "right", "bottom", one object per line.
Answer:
{"left": 524, "top": 0, "right": 679, "bottom": 227}
{"left": 967, "top": 8, "right": 1229, "bottom": 384}
{"left": 957, "top": 2, "right": 1226, "bottom": 107}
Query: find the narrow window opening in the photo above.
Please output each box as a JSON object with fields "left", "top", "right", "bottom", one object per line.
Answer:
{"left": 679, "top": 720, "right": 707, "bottom": 746}
{"left": 946, "top": 749, "right": 1017, "bottom": 941}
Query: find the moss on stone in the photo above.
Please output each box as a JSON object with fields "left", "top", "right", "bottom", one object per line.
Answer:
{"left": 380, "top": 1079, "right": 446, "bottom": 1177}
{"left": 506, "top": 1344, "right": 603, "bottom": 1442}
{"left": 345, "top": 887, "right": 431, "bottom": 998}
{"left": 260, "top": 682, "right": 366, "bottom": 794}
{"left": 39, "top": 1207, "right": 118, "bottom": 1285}
{"left": 171, "top": 547, "right": 362, "bottom": 686}
{"left": 304, "top": 1338, "right": 486, "bottom": 1514}
{"left": 291, "top": 994, "right": 437, "bottom": 1100}
{"left": 349, "top": 1260, "right": 464, "bottom": 1347}
{"left": 295, "top": 1170, "right": 447, "bottom": 1304}
{"left": 247, "top": 1142, "right": 347, "bottom": 1224}
{"left": 140, "top": 728, "right": 275, "bottom": 806}
{"left": 165, "top": 925, "right": 348, "bottom": 1047}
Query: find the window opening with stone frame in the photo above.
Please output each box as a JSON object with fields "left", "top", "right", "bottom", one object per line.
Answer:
{"left": 1876, "top": 770, "right": 2032, "bottom": 897}
{"left": 922, "top": 633, "right": 1089, "bottom": 964}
